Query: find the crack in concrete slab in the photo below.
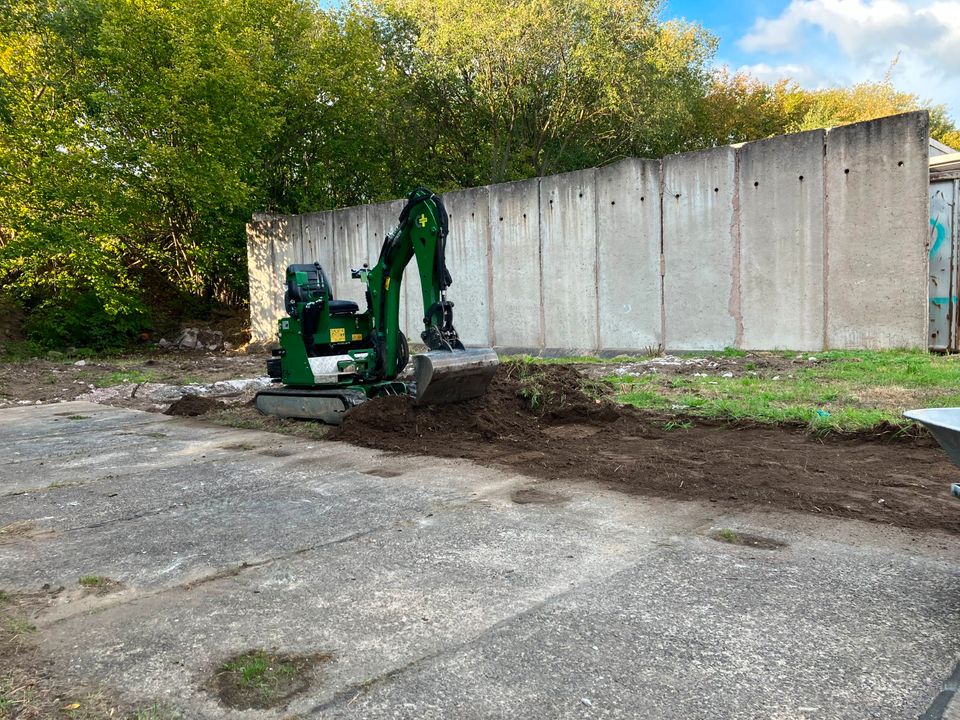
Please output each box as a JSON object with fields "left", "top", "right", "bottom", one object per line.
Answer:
{"left": 63, "top": 503, "right": 185, "bottom": 532}
{"left": 39, "top": 526, "right": 386, "bottom": 627}
{"left": 303, "top": 525, "right": 711, "bottom": 715}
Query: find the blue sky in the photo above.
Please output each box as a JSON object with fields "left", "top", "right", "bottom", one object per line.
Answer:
{"left": 664, "top": 0, "right": 960, "bottom": 122}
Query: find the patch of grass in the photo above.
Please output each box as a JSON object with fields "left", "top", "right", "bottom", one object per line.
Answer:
{"left": 503, "top": 354, "right": 607, "bottom": 365}
{"left": 78, "top": 576, "right": 109, "bottom": 589}
{"left": 618, "top": 388, "right": 670, "bottom": 410}
{"left": 78, "top": 575, "right": 121, "bottom": 596}
{"left": 220, "top": 441, "right": 256, "bottom": 451}
{"left": 715, "top": 528, "right": 740, "bottom": 543}
{"left": 4, "top": 616, "right": 36, "bottom": 634}
{"left": 508, "top": 361, "right": 551, "bottom": 410}
{"left": 211, "top": 650, "right": 328, "bottom": 710}
{"left": 95, "top": 369, "right": 159, "bottom": 388}
{"left": 603, "top": 350, "right": 960, "bottom": 434}
{"left": 227, "top": 652, "right": 277, "bottom": 686}
{"left": 502, "top": 352, "right": 658, "bottom": 365}
{"left": 0, "top": 590, "right": 10, "bottom": 603}
{"left": 66, "top": 414, "right": 90, "bottom": 420}
{"left": 711, "top": 528, "right": 786, "bottom": 550}
{"left": 0, "top": 341, "right": 45, "bottom": 363}
{"left": 663, "top": 420, "right": 692, "bottom": 431}
{"left": 134, "top": 703, "right": 180, "bottom": 719}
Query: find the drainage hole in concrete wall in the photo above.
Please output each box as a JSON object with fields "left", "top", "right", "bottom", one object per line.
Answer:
{"left": 753, "top": 181, "right": 759, "bottom": 187}
{"left": 714, "top": 187, "right": 719, "bottom": 192}
{"left": 499, "top": 217, "right": 504, "bottom": 222}
{"left": 578, "top": 192, "right": 583, "bottom": 198}
{"left": 844, "top": 168, "right": 850, "bottom": 174}
{"left": 798, "top": 175, "right": 804, "bottom": 181}
{"left": 523, "top": 213, "right": 526, "bottom": 218}
{"left": 674, "top": 193, "right": 680, "bottom": 198}
{"left": 610, "top": 200, "right": 615, "bottom": 205}
{"left": 640, "top": 196, "right": 644, "bottom": 202}
{"left": 898, "top": 160, "right": 904, "bottom": 166}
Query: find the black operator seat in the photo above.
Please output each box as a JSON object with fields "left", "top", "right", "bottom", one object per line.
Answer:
{"left": 317, "top": 264, "right": 359, "bottom": 315}
{"left": 328, "top": 300, "right": 359, "bottom": 315}
{"left": 286, "top": 262, "right": 359, "bottom": 316}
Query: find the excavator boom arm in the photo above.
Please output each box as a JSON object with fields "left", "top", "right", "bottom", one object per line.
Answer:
{"left": 366, "top": 188, "right": 461, "bottom": 380}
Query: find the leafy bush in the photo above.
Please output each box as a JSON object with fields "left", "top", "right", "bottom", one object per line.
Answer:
{"left": 25, "top": 293, "right": 148, "bottom": 351}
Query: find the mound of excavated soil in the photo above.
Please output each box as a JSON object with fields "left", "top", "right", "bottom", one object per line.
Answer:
{"left": 165, "top": 395, "right": 223, "bottom": 417}
{"left": 336, "top": 362, "right": 960, "bottom": 534}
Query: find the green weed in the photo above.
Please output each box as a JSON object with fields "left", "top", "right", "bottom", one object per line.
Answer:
{"left": 212, "top": 649, "right": 326, "bottom": 709}
{"left": 226, "top": 652, "right": 280, "bottom": 688}
{"left": 4, "top": 617, "right": 36, "bottom": 634}
{"left": 715, "top": 528, "right": 740, "bottom": 543}
{"left": 95, "top": 370, "right": 159, "bottom": 388}
{"left": 78, "top": 576, "right": 109, "bottom": 589}
{"left": 135, "top": 703, "right": 180, "bottom": 719}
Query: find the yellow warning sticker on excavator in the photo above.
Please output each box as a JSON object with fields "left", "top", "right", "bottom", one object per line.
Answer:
{"left": 385, "top": 277, "right": 391, "bottom": 290}
{"left": 330, "top": 328, "right": 346, "bottom": 342}
{"left": 418, "top": 213, "right": 428, "bottom": 227}
{"left": 352, "top": 333, "right": 363, "bottom": 341}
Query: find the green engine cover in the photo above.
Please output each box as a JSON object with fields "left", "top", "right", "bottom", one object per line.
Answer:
{"left": 274, "top": 264, "right": 376, "bottom": 388}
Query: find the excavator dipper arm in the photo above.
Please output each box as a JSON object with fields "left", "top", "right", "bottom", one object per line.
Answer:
{"left": 363, "top": 188, "right": 498, "bottom": 403}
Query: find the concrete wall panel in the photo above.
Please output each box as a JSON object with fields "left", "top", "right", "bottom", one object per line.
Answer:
{"left": 364, "top": 200, "right": 406, "bottom": 334}
{"left": 444, "top": 187, "right": 492, "bottom": 347}
{"left": 596, "top": 159, "right": 662, "bottom": 353}
{"left": 366, "top": 200, "right": 403, "bottom": 265}
{"left": 301, "top": 211, "right": 336, "bottom": 294}
{"left": 246, "top": 218, "right": 276, "bottom": 346}
{"left": 489, "top": 179, "right": 542, "bottom": 350}
{"left": 271, "top": 216, "right": 302, "bottom": 330}
{"left": 331, "top": 205, "right": 369, "bottom": 307}
{"left": 738, "top": 130, "right": 825, "bottom": 350}
{"left": 247, "top": 114, "right": 931, "bottom": 354}
{"left": 540, "top": 169, "right": 598, "bottom": 353}
{"left": 662, "top": 147, "right": 738, "bottom": 350}
{"left": 825, "top": 112, "right": 929, "bottom": 348}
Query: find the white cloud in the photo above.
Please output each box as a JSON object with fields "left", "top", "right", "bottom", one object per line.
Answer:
{"left": 733, "top": 62, "right": 833, "bottom": 87}
{"left": 736, "top": 0, "right": 960, "bottom": 115}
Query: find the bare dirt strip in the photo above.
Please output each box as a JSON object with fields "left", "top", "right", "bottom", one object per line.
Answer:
{"left": 336, "top": 363, "right": 960, "bottom": 534}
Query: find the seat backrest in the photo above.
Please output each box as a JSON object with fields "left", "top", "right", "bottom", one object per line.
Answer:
{"left": 285, "top": 263, "right": 331, "bottom": 303}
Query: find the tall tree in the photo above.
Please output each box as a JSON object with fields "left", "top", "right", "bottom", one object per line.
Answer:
{"left": 371, "top": 0, "right": 715, "bottom": 184}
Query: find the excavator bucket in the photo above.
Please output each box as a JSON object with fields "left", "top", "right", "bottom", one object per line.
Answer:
{"left": 413, "top": 348, "right": 499, "bottom": 405}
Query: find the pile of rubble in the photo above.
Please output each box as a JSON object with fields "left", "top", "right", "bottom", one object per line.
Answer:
{"left": 158, "top": 328, "right": 231, "bottom": 352}
{"left": 77, "top": 376, "right": 272, "bottom": 413}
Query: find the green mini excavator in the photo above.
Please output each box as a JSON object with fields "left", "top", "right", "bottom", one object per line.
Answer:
{"left": 254, "top": 187, "right": 499, "bottom": 424}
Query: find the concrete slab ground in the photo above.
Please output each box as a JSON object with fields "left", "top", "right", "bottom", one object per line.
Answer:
{"left": 2, "top": 401, "right": 959, "bottom": 719}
